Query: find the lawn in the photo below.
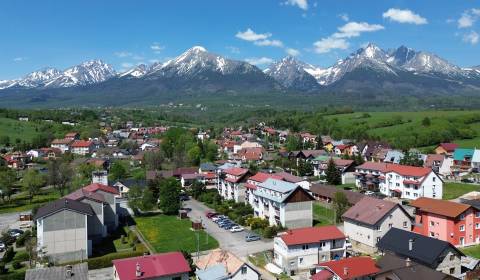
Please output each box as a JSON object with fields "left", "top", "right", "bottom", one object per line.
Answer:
{"left": 0, "top": 188, "right": 60, "bottom": 214}
{"left": 135, "top": 214, "right": 219, "bottom": 253}
{"left": 313, "top": 203, "right": 335, "bottom": 226}
{"left": 462, "top": 245, "right": 480, "bottom": 258}
{"left": 442, "top": 182, "right": 480, "bottom": 200}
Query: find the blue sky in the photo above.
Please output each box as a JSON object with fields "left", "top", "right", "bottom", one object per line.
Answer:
{"left": 0, "top": 0, "right": 479, "bottom": 79}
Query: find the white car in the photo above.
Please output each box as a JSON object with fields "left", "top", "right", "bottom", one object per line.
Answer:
{"left": 0, "top": 242, "right": 5, "bottom": 250}
{"left": 365, "top": 191, "right": 375, "bottom": 196}
{"left": 230, "top": 226, "right": 244, "bottom": 232}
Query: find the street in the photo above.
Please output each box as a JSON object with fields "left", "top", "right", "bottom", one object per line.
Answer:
{"left": 184, "top": 199, "right": 273, "bottom": 258}
{"left": 0, "top": 211, "right": 23, "bottom": 232}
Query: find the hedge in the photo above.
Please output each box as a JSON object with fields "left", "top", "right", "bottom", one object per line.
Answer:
{"left": 87, "top": 250, "right": 147, "bottom": 270}
{"left": 0, "top": 271, "right": 25, "bottom": 280}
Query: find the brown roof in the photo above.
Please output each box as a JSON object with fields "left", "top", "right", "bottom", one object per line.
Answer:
{"left": 310, "top": 184, "right": 365, "bottom": 205}
{"left": 424, "top": 154, "right": 445, "bottom": 168}
{"left": 173, "top": 167, "right": 198, "bottom": 177}
{"left": 342, "top": 197, "right": 401, "bottom": 225}
{"left": 279, "top": 226, "right": 345, "bottom": 246}
{"left": 410, "top": 197, "right": 471, "bottom": 218}
{"left": 195, "top": 249, "right": 245, "bottom": 275}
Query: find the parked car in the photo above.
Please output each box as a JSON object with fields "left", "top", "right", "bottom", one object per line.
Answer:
{"left": 180, "top": 207, "right": 192, "bottom": 212}
{"left": 222, "top": 223, "right": 236, "bottom": 230}
{"left": 0, "top": 242, "right": 5, "bottom": 252}
{"left": 230, "top": 226, "right": 244, "bottom": 232}
{"left": 8, "top": 229, "right": 24, "bottom": 238}
{"left": 245, "top": 233, "right": 261, "bottom": 242}
{"left": 364, "top": 191, "right": 375, "bottom": 196}
{"left": 179, "top": 194, "right": 190, "bottom": 201}
{"left": 213, "top": 215, "right": 227, "bottom": 222}
{"left": 206, "top": 212, "right": 218, "bottom": 219}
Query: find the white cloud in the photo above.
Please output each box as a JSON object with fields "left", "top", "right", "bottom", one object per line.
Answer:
{"left": 245, "top": 57, "right": 274, "bottom": 65}
{"left": 463, "top": 30, "right": 479, "bottom": 44}
{"left": 114, "top": 51, "right": 132, "bottom": 58}
{"left": 254, "top": 39, "right": 284, "bottom": 47}
{"left": 283, "top": 0, "right": 308, "bottom": 11}
{"left": 121, "top": 62, "right": 133, "bottom": 69}
{"left": 286, "top": 48, "right": 300, "bottom": 56}
{"left": 333, "top": 21, "right": 385, "bottom": 38}
{"left": 458, "top": 9, "right": 480, "bottom": 28}
{"left": 150, "top": 43, "right": 165, "bottom": 53}
{"left": 236, "top": 28, "right": 271, "bottom": 41}
{"left": 226, "top": 46, "right": 240, "bottom": 54}
{"left": 13, "top": 57, "right": 27, "bottom": 62}
{"left": 382, "top": 8, "right": 428, "bottom": 25}
{"left": 338, "top": 13, "right": 349, "bottom": 22}
{"left": 313, "top": 37, "right": 349, "bottom": 53}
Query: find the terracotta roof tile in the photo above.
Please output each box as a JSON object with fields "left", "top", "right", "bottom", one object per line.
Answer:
{"left": 410, "top": 197, "right": 470, "bottom": 218}
{"left": 280, "top": 226, "right": 345, "bottom": 246}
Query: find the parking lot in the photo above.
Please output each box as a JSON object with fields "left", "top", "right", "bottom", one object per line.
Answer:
{"left": 184, "top": 199, "right": 273, "bottom": 257}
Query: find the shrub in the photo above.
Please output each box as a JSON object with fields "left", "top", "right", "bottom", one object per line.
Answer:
{"left": 12, "top": 251, "right": 29, "bottom": 263}
{"left": 87, "top": 251, "right": 147, "bottom": 270}
{"left": 121, "top": 235, "right": 126, "bottom": 244}
{"left": 0, "top": 263, "right": 5, "bottom": 275}
{"left": 15, "top": 230, "right": 31, "bottom": 247}
{"left": 2, "top": 247, "right": 14, "bottom": 263}
{"left": 11, "top": 260, "right": 22, "bottom": 270}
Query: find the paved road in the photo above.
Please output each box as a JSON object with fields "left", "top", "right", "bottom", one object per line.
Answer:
{"left": 184, "top": 199, "right": 273, "bottom": 258}
{"left": 0, "top": 212, "right": 22, "bottom": 232}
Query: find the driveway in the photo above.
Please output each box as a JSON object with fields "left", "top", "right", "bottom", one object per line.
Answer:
{"left": 0, "top": 212, "right": 22, "bottom": 232}
{"left": 184, "top": 199, "right": 273, "bottom": 257}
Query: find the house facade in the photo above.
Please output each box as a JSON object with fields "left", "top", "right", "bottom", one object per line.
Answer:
{"left": 70, "top": 140, "right": 94, "bottom": 155}
{"left": 273, "top": 226, "right": 346, "bottom": 273}
{"left": 342, "top": 197, "right": 412, "bottom": 254}
{"left": 217, "top": 167, "right": 249, "bottom": 202}
{"left": 249, "top": 178, "right": 314, "bottom": 229}
{"left": 195, "top": 249, "right": 260, "bottom": 280}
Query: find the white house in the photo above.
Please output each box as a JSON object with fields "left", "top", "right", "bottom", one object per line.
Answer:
{"left": 51, "top": 138, "right": 73, "bottom": 153}
{"left": 70, "top": 140, "right": 94, "bottom": 155}
{"left": 354, "top": 162, "right": 443, "bottom": 200}
{"left": 249, "top": 178, "right": 314, "bottom": 229}
{"left": 274, "top": 226, "right": 346, "bottom": 274}
{"left": 342, "top": 197, "right": 412, "bottom": 254}
{"left": 217, "top": 167, "right": 250, "bottom": 202}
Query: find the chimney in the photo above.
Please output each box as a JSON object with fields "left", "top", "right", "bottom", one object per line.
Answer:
{"left": 136, "top": 262, "right": 142, "bottom": 277}
{"left": 343, "top": 267, "right": 349, "bottom": 276}
{"left": 405, "top": 257, "right": 411, "bottom": 267}
{"left": 409, "top": 238, "right": 414, "bottom": 251}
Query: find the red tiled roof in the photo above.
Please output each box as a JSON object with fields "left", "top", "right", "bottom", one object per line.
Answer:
{"left": 410, "top": 197, "right": 471, "bottom": 218}
{"left": 438, "top": 143, "right": 458, "bottom": 152}
{"left": 249, "top": 172, "right": 283, "bottom": 183}
{"left": 71, "top": 140, "right": 93, "bottom": 148}
{"left": 51, "top": 138, "right": 73, "bottom": 145}
{"left": 64, "top": 189, "right": 106, "bottom": 203}
{"left": 83, "top": 183, "right": 119, "bottom": 195}
{"left": 311, "top": 270, "right": 333, "bottom": 280}
{"left": 334, "top": 159, "right": 354, "bottom": 167}
{"left": 224, "top": 167, "right": 248, "bottom": 176}
{"left": 275, "top": 171, "right": 304, "bottom": 183}
{"left": 356, "top": 162, "right": 389, "bottom": 172}
{"left": 245, "top": 183, "right": 257, "bottom": 190}
{"left": 386, "top": 164, "right": 431, "bottom": 177}
{"left": 280, "top": 226, "right": 345, "bottom": 246}
{"left": 316, "top": 257, "right": 379, "bottom": 280}
{"left": 225, "top": 177, "right": 240, "bottom": 183}
{"left": 112, "top": 252, "right": 191, "bottom": 280}
{"left": 173, "top": 167, "right": 198, "bottom": 176}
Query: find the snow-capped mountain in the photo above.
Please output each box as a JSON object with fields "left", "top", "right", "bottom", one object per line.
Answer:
{"left": 264, "top": 56, "right": 321, "bottom": 91}
{"left": 119, "top": 64, "right": 148, "bottom": 78}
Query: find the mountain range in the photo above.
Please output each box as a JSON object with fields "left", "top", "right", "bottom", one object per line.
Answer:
{"left": 1, "top": 44, "right": 480, "bottom": 108}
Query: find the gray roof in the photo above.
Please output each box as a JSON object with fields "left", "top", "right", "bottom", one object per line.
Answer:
{"left": 200, "top": 162, "right": 217, "bottom": 172}
{"left": 34, "top": 198, "right": 94, "bottom": 220}
{"left": 376, "top": 253, "right": 452, "bottom": 280}
{"left": 196, "top": 264, "right": 228, "bottom": 280}
{"left": 25, "top": 263, "right": 88, "bottom": 280}
{"left": 259, "top": 178, "right": 297, "bottom": 193}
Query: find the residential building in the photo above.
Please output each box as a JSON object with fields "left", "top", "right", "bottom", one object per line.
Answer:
{"left": 312, "top": 156, "right": 355, "bottom": 184}
{"left": 83, "top": 183, "right": 119, "bottom": 232}
{"left": 250, "top": 178, "right": 314, "bottom": 228}
{"left": 309, "top": 184, "right": 365, "bottom": 206}
{"left": 35, "top": 198, "right": 93, "bottom": 263}
{"left": 112, "top": 252, "right": 191, "bottom": 280}
{"left": 411, "top": 197, "right": 480, "bottom": 246}
{"left": 342, "top": 197, "right": 412, "bottom": 254}
{"left": 244, "top": 172, "right": 283, "bottom": 206}
{"left": 70, "top": 140, "right": 94, "bottom": 155}
{"left": 25, "top": 263, "right": 88, "bottom": 280}
{"left": 472, "top": 149, "right": 480, "bottom": 171}
{"left": 51, "top": 138, "right": 73, "bottom": 153}
{"left": 375, "top": 253, "right": 454, "bottom": 280}
{"left": 424, "top": 154, "right": 453, "bottom": 178}
{"left": 195, "top": 249, "right": 260, "bottom": 280}
{"left": 435, "top": 143, "right": 458, "bottom": 157}
{"left": 113, "top": 179, "right": 147, "bottom": 198}
{"left": 354, "top": 162, "right": 443, "bottom": 199}
{"left": 452, "top": 148, "right": 474, "bottom": 174}
{"left": 218, "top": 167, "right": 250, "bottom": 202}
{"left": 312, "top": 257, "right": 379, "bottom": 280}
{"left": 377, "top": 228, "right": 465, "bottom": 278}
{"left": 383, "top": 150, "right": 405, "bottom": 164}
{"left": 273, "top": 226, "right": 346, "bottom": 273}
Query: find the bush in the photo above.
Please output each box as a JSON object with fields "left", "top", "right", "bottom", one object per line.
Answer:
{"left": 262, "top": 225, "right": 284, "bottom": 239}
{"left": 0, "top": 271, "right": 26, "bottom": 280}
{"left": 0, "top": 263, "right": 5, "bottom": 275}
{"left": 11, "top": 260, "right": 21, "bottom": 270}
{"left": 12, "top": 251, "right": 29, "bottom": 263}
{"left": 1, "top": 247, "right": 14, "bottom": 263}
{"left": 15, "top": 230, "right": 31, "bottom": 247}
{"left": 246, "top": 217, "right": 269, "bottom": 230}
{"left": 87, "top": 251, "right": 147, "bottom": 270}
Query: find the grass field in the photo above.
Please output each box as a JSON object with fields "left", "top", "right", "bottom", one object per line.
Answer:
{"left": 313, "top": 203, "right": 335, "bottom": 226}
{"left": 135, "top": 214, "right": 219, "bottom": 253}
{"left": 443, "top": 182, "right": 480, "bottom": 200}
{"left": 462, "top": 245, "right": 480, "bottom": 258}
{"left": 0, "top": 117, "right": 45, "bottom": 143}
{"left": 0, "top": 188, "right": 60, "bottom": 214}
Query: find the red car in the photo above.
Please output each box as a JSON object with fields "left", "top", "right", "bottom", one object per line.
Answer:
{"left": 206, "top": 212, "right": 218, "bottom": 219}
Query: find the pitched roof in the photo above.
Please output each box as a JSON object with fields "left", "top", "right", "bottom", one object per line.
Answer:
{"left": 279, "top": 226, "right": 345, "bottom": 246}
{"left": 410, "top": 197, "right": 470, "bottom": 218}
{"left": 34, "top": 198, "right": 94, "bottom": 220}
{"left": 83, "top": 183, "right": 120, "bottom": 195}
{"left": 71, "top": 140, "right": 93, "bottom": 148}
{"left": 64, "top": 189, "right": 106, "bottom": 203}
{"left": 309, "top": 184, "right": 365, "bottom": 205}
{"left": 259, "top": 178, "right": 297, "bottom": 193}
{"left": 454, "top": 148, "right": 474, "bottom": 161}
{"left": 173, "top": 167, "right": 198, "bottom": 176}
{"left": 356, "top": 162, "right": 389, "bottom": 172}
{"left": 375, "top": 253, "right": 452, "bottom": 280}
{"left": 386, "top": 164, "right": 432, "bottom": 177}
{"left": 25, "top": 263, "right": 88, "bottom": 280}
{"left": 51, "top": 138, "right": 73, "bottom": 145}
{"left": 112, "top": 252, "right": 191, "bottom": 280}
{"left": 248, "top": 172, "right": 283, "bottom": 183}
{"left": 224, "top": 167, "right": 249, "bottom": 176}
{"left": 424, "top": 154, "right": 445, "bottom": 168}
{"left": 315, "top": 257, "right": 380, "bottom": 280}
{"left": 342, "top": 197, "right": 402, "bottom": 225}
{"left": 195, "top": 249, "right": 248, "bottom": 275}
{"left": 437, "top": 143, "right": 458, "bottom": 152}
{"left": 377, "top": 228, "right": 464, "bottom": 268}
{"left": 275, "top": 171, "right": 304, "bottom": 183}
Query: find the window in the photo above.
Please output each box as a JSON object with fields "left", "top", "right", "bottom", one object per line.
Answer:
{"left": 299, "top": 257, "right": 304, "bottom": 264}
{"left": 376, "top": 226, "right": 381, "bottom": 231}
{"left": 403, "top": 221, "right": 408, "bottom": 228}
{"left": 302, "top": 245, "right": 309, "bottom": 250}
{"left": 241, "top": 266, "right": 247, "bottom": 274}
{"left": 433, "top": 177, "right": 436, "bottom": 182}
{"left": 476, "top": 211, "right": 480, "bottom": 218}
{"left": 430, "top": 221, "right": 435, "bottom": 226}
{"left": 450, "top": 268, "right": 455, "bottom": 275}
{"left": 430, "top": 232, "right": 435, "bottom": 237}
{"left": 396, "top": 183, "right": 400, "bottom": 187}
{"left": 388, "top": 223, "right": 393, "bottom": 228}
{"left": 376, "top": 237, "right": 381, "bottom": 243}
{"left": 322, "top": 255, "right": 326, "bottom": 261}
{"left": 460, "top": 214, "right": 466, "bottom": 220}
{"left": 476, "top": 223, "right": 480, "bottom": 229}
{"left": 173, "top": 277, "right": 181, "bottom": 280}
{"left": 320, "top": 242, "right": 326, "bottom": 247}
{"left": 414, "top": 193, "right": 418, "bottom": 197}
{"left": 450, "top": 255, "right": 455, "bottom": 261}
{"left": 460, "top": 225, "right": 465, "bottom": 232}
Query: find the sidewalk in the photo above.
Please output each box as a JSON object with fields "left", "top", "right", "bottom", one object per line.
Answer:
{"left": 129, "top": 225, "right": 155, "bottom": 254}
